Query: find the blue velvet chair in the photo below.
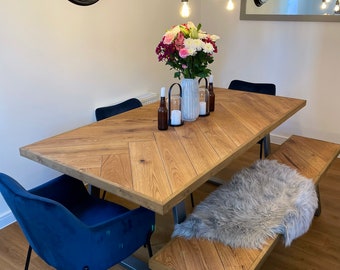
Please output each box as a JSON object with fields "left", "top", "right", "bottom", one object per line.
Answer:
{"left": 95, "top": 98, "right": 142, "bottom": 121}
{"left": 228, "top": 80, "right": 276, "bottom": 158}
{"left": 0, "top": 173, "right": 155, "bottom": 270}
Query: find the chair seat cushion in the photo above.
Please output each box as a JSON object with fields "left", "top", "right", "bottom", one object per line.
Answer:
{"left": 29, "top": 175, "right": 130, "bottom": 226}
{"left": 69, "top": 197, "right": 129, "bottom": 226}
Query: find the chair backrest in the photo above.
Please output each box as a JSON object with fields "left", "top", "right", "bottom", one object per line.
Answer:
{"left": 228, "top": 80, "right": 276, "bottom": 96}
{"left": 95, "top": 98, "right": 143, "bottom": 121}
{"left": 0, "top": 173, "right": 93, "bottom": 269}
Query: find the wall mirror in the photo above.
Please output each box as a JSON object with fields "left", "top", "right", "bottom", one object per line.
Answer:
{"left": 68, "top": 0, "right": 99, "bottom": 6}
{"left": 240, "top": 0, "right": 340, "bottom": 22}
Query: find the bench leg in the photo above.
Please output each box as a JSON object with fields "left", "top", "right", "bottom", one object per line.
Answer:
{"left": 190, "top": 193, "right": 195, "bottom": 208}
{"left": 172, "top": 201, "right": 187, "bottom": 224}
{"left": 315, "top": 184, "right": 322, "bottom": 217}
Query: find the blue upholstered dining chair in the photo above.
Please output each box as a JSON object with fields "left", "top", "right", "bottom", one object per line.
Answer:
{"left": 95, "top": 97, "right": 143, "bottom": 199}
{"left": 228, "top": 80, "right": 276, "bottom": 158}
{"left": 0, "top": 173, "right": 155, "bottom": 270}
{"left": 95, "top": 98, "right": 143, "bottom": 121}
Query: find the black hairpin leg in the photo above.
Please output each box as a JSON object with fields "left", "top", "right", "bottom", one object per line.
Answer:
{"left": 144, "top": 229, "right": 154, "bottom": 257}
{"left": 24, "top": 245, "right": 32, "bottom": 270}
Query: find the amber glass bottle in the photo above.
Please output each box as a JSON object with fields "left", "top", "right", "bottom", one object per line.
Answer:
{"left": 158, "top": 87, "right": 168, "bottom": 130}
{"left": 208, "top": 75, "right": 215, "bottom": 112}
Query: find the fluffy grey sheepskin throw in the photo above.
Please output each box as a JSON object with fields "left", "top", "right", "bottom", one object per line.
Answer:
{"left": 172, "top": 159, "right": 318, "bottom": 249}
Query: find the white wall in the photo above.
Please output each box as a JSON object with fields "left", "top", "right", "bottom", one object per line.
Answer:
{"left": 202, "top": 0, "right": 340, "bottom": 144}
{"left": 1, "top": 0, "right": 339, "bottom": 227}
{"left": 0, "top": 0, "right": 200, "bottom": 227}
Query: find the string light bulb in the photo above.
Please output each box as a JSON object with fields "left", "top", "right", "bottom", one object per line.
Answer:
{"left": 180, "top": 0, "right": 191, "bottom": 18}
{"left": 226, "top": 0, "right": 235, "bottom": 11}
{"left": 321, "top": 0, "right": 327, "bottom": 9}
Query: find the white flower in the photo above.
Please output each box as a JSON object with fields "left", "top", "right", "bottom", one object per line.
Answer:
{"left": 186, "top": 21, "right": 196, "bottom": 30}
{"left": 202, "top": 42, "right": 214, "bottom": 54}
{"left": 193, "top": 39, "right": 204, "bottom": 51}
{"left": 184, "top": 38, "right": 204, "bottom": 55}
{"left": 171, "top": 25, "right": 181, "bottom": 35}
{"left": 210, "top": 34, "right": 220, "bottom": 42}
{"left": 198, "top": 32, "right": 208, "bottom": 40}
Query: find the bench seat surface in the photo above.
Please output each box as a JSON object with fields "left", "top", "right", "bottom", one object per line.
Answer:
{"left": 149, "top": 135, "right": 340, "bottom": 270}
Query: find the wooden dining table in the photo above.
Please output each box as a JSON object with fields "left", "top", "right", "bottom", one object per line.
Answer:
{"left": 20, "top": 88, "right": 306, "bottom": 224}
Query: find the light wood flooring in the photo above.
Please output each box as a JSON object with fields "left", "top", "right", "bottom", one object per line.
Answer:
{"left": 0, "top": 144, "right": 339, "bottom": 270}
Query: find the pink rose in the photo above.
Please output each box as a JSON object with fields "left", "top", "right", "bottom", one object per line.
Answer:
{"left": 175, "top": 32, "right": 185, "bottom": 50}
{"left": 163, "top": 32, "right": 175, "bottom": 45}
{"left": 179, "top": 48, "right": 189, "bottom": 58}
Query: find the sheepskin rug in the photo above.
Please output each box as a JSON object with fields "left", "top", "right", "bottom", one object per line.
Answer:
{"left": 172, "top": 159, "right": 318, "bottom": 249}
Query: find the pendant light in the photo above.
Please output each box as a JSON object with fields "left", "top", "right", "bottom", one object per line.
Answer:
{"left": 180, "top": 0, "right": 191, "bottom": 18}
{"left": 226, "top": 0, "right": 235, "bottom": 11}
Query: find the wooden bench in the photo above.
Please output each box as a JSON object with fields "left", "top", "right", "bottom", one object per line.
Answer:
{"left": 149, "top": 135, "right": 340, "bottom": 270}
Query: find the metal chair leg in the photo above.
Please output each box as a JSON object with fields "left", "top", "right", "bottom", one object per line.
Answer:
{"left": 24, "top": 245, "right": 32, "bottom": 270}
{"left": 144, "top": 229, "right": 154, "bottom": 257}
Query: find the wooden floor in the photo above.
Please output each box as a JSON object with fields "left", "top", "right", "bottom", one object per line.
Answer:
{"left": 0, "top": 144, "right": 339, "bottom": 270}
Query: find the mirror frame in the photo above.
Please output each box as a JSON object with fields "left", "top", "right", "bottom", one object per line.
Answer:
{"left": 68, "top": 0, "right": 99, "bottom": 6}
{"left": 240, "top": 0, "right": 340, "bottom": 22}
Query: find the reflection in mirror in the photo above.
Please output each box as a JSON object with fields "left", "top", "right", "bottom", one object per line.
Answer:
{"left": 240, "top": 0, "right": 340, "bottom": 22}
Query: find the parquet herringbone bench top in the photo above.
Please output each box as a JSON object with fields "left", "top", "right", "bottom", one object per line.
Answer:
{"left": 149, "top": 135, "right": 340, "bottom": 270}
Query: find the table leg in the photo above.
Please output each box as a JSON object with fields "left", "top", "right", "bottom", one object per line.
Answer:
{"left": 172, "top": 201, "right": 187, "bottom": 224}
{"left": 88, "top": 185, "right": 100, "bottom": 198}
{"left": 263, "top": 134, "right": 272, "bottom": 158}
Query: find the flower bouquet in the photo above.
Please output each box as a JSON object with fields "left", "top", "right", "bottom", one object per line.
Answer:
{"left": 155, "top": 22, "right": 220, "bottom": 121}
{"left": 155, "top": 21, "right": 219, "bottom": 80}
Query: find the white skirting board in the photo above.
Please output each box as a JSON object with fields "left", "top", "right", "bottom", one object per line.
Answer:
{"left": 270, "top": 134, "right": 288, "bottom": 145}
{"left": 0, "top": 211, "right": 16, "bottom": 229}
{"left": 136, "top": 92, "right": 158, "bottom": 105}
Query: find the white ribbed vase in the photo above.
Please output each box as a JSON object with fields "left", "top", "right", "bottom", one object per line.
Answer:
{"left": 181, "top": 78, "right": 199, "bottom": 121}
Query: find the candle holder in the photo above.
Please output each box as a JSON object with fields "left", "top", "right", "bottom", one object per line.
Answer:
{"left": 168, "top": 83, "right": 183, "bottom": 126}
{"left": 198, "top": 77, "right": 210, "bottom": 117}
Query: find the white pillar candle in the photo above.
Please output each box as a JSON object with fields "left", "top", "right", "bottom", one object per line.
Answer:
{"left": 171, "top": 110, "right": 182, "bottom": 125}
{"left": 199, "top": 101, "right": 206, "bottom": 115}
